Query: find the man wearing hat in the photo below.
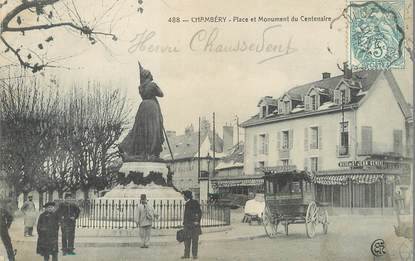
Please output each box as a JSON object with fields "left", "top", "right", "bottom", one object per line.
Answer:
{"left": 137, "top": 194, "right": 155, "bottom": 248}
{"left": 0, "top": 199, "right": 16, "bottom": 261}
{"left": 181, "top": 190, "right": 202, "bottom": 259}
{"left": 21, "top": 194, "right": 36, "bottom": 237}
{"left": 57, "top": 193, "right": 80, "bottom": 255}
{"left": 37, "top": 202, "right": 60, "bottom": 261}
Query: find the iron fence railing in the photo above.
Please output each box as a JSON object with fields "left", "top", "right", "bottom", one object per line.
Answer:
{"left": 75, "top": 199, "right": 230, "bottom": 229}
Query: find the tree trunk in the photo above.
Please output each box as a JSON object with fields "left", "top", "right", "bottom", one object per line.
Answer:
{"left": 82, "top": 188, "right": 90, "bottom": 200}
{"left": 38, "top": 191, "right": 44, "bottom": 210}
{"left": 48, "top": 190, "right": 53, "bottom": 202}
{"left": 58, "top": 190, "right": 64, "bottom": 199}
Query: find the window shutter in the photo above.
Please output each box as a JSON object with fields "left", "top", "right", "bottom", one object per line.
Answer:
{"left": 334, "top": 90, "right": 340, "bottom": 104}
{"left": 277, "top": 131, "right": 281, "bottom": 150}
{"left": 345, "top": 88, "right": 351, "bottom": 103}
{"left": 264, "top": 134, "right": 269, "bottom": 155}
{"left": 278, "top": 101, "right": 283, "bottom": 114}
{"left": 304, "top": 96, "right": 310, "bottom": 111}
{"left": 361, "top": 126, "right": 373, "bottom": 154}
{"left": 318, "top": 126, "right": 322, "bottom": 150}
{"left": 304, "top": 128, "right": 309, "bottom": 151}
{"left": 289, "top": 129, "right": 294, "bottom": 149}
{"left": 304, "top": 157, "right": 309, "bottom": 171}
{"left": 253, "top": 135, "right": 257, "bottom": 156}
{"left": 316, "top": 94, "right": 320, "bottom": 109}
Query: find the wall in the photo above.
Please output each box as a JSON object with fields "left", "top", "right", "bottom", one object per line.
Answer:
{"left": 356, "top": 72, "right": 408, "bottom": 154}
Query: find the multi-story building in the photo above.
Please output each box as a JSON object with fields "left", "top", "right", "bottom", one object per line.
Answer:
{"left": 241, "top": 66, "right": 412, "bottom": 214}
{"left": 160, "top": 120, "right": 224, "bottom": 199}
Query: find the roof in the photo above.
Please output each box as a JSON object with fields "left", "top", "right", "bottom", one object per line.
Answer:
{"left": 241, "top": 70, "right": 390, "bottom": 127}
{"left": 160, "top": 130, "right": 223, "bottom": 160}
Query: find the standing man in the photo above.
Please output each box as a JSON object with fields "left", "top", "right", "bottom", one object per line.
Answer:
{"left": 21, "top": 194, "right": 36, "bottom": 237}
{"left": 37, "top": 202, "right": 60, "bottom": 261}
{"left": 0, "top": 199, "right": 15, "bottom": 261}
{"left": 137, "top": 194, "right": 155, "bottom": 248}
{"left": 181, "top": 191, "right": 202, "bottom": 260}
{"left": 57, "top": 193, "right": 80, "bottom": 256}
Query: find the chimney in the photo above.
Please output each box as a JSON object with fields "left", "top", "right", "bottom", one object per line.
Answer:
{"left": 322, "top": 72, "right": 331, "bottom": 79}
{"left": 223, "top": 126, "right": 234, "bottom": 153}
{"left": 343, "top": 62, "right": 352, "bottom": 79}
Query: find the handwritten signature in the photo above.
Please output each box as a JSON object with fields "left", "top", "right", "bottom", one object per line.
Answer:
{"left": 128, "top": 25, "right": 297, "bottom": 64}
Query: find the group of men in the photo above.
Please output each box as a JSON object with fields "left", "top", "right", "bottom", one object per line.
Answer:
{"left": 1, "top": 190, "right": 202, "bottom": 260}
{"left": 0, "top": 193, "right": 80, "bottom": 261}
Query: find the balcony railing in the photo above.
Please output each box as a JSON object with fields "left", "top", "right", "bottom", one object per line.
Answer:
{"left": 337, "top": 145, "right": 349, "bottom": 157}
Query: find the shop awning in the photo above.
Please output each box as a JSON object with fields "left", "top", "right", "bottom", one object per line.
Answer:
{"left": 313, "top": 174, "right": 397, "bottom": 185}
{"left": 211, "top": 175, "right": 264, "bottom": 188}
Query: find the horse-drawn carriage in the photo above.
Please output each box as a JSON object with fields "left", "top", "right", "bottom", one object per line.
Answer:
{"left": 261, "top": 167, "right": 329, "bottom": 238}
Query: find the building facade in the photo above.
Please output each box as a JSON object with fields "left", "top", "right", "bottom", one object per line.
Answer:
{"left": 241, "top": 67, "right": 412, "bottom": 213}
{"left": 160, "top": 120, "right": 225, "bottom": 199}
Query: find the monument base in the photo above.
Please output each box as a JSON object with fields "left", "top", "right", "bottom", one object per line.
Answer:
{"left": 104, "top": 161, "right": 183, "bottom": 200}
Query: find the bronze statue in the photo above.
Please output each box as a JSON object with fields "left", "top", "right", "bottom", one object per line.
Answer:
{"left": 119, "top": 63, "right": 165, "bottom": 161}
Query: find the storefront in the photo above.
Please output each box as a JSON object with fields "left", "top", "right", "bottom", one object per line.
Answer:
{"left": 313, "top": 160, "right": 411, "bottom": 213}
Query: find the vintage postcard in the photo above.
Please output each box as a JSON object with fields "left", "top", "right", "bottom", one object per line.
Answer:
{"left": 0, "top": 0, "right": 413, "bottom": 260}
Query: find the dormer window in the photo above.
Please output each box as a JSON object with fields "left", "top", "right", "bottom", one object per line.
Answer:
{"left": 258, "top": 96, "right": 278, "bottom": 118}
{"left": 278, "top": 95, "right": 293, "bottom": 115}
{"left": 304, "top": 87, "right": 325, "bottom": 111}
{"left": 334, "top": 82, "right": 352, "bottom": 105}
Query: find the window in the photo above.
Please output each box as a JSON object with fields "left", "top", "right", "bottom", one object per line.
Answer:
{"left": 310, "top": 95, "right": 317, "bottom": 110}
{"left": 258, "top": 161, "right": 265, "bottom": 168}
{"left": 339, "top": 122, "right": 349, "bottom": 156}
{"left": 310, "top": 127, "right": 319, "bottom": 149}
{"left": 259, "top": 134, "right": 268, "bottom": 154}
{"left": 281, "top": 159, "right": 289, "bottom": 166}
{"left": 284, "top": 101, "right": 290, "bottom": 114}
{"left": 282, "top": 131, "right": 289, "bottom": 149}
{"left": 310, "top": 157, "right": 318, "bottom": 171}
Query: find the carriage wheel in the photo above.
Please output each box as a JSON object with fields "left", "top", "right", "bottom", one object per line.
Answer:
{"left": 262, "top": 206, "right": 277, "bottom": 238}
{"left": 306, "top": 201, "right": 318, "bottom": 238}
{"left": 321, "top": 209, "right": 329, "bottom": 234}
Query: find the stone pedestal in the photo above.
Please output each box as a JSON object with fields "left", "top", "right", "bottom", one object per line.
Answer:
{"left": 103, "top": 161, "right": 183, "bottom": 200}
{"left": 119, "top": 161, "right": 169, "bottom": 180}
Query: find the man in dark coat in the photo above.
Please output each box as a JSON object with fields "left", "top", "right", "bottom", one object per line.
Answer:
{"left": 57, "top": 193, "right": 80, "bottom": 256}
{"left": 181, "top": 191, "right": 202, "bottom": 259}
{"left": 0, "top": 199, "right": 15, "bottom": 261}
{"left": 37, "top": 202, "right": 60, "bottom": 261}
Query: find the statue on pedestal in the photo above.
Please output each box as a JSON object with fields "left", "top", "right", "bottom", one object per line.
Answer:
{"left": 119, "top": 62, "right": 165, "bottom": 162}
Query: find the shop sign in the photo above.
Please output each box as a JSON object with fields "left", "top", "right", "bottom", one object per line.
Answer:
{"left": 338, "top": 160, "right": 410, "bottom": 170}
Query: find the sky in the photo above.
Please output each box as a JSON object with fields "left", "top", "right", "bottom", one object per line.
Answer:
{"left": 1, "top": 0, "right": 413, "bottom": 137}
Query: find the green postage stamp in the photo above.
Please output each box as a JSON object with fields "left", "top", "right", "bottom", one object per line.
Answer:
{"left": 349, "top": 1, "right": 405, "bottom": 70}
